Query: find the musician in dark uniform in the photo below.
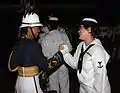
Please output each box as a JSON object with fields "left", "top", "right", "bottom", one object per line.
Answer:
{"left": 8, "top": 12, "right": 64, "bottom": 93}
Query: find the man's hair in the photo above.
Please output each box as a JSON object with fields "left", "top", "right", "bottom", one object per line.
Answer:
{"left": 48, "top": 21, "right": 58, "bottom": 30}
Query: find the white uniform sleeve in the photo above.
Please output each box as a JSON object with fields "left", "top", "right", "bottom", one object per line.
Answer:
{"left": 63, "top": 53, "right": 78, "bottom": 69}
{"left": 62, "top": 43, "right": 82, "bottom": 69}
{"left": 92, "top": 48, "right": 106, "bottom": 93}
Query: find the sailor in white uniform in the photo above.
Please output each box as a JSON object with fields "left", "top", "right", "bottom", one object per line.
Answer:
{"left": 39, "top": 16, "right": 72, "bottom": 93}
{"left": 59, "top": 18, "right": 111, "bottom": 93}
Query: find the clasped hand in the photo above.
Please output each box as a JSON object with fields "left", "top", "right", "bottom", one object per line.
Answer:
{"left": 59, "top": 44, "right": 69, "bottom": 54}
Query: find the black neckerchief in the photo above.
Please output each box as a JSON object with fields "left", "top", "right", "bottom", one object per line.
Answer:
{"left": 77, "top": 44, "right": 95, "bottom": 73}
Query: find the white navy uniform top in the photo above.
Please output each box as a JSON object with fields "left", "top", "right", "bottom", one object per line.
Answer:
{"left": 62, "top": 38, "right": 111, "bottom": 93}
{"left": 39, "top": 27, "right": 71, "bottom": 93}
{"left": 40, "top": 29, "right": 72, "bottom": 59}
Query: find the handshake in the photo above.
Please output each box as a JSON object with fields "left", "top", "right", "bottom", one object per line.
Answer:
{"left": 59, "top": 44, "right": 69, "bottom": 55}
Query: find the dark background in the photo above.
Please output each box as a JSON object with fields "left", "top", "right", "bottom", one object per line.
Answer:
{"left": 0, "top": 0, "right": 120, "bottom": 93}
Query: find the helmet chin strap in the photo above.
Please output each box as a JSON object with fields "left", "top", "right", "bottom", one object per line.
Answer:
{"left": 30, "top": 27, "right": 35, "bottom": 39}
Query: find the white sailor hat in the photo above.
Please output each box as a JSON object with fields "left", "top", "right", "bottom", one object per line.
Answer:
{"left": 82, "top": 18, "right": 98, "bottom": 24}
{"left": 48, "top": 16, "right": 58, "bottom": 21}
{"left": 80, "top": 18, "right": 98, "bottom": 28}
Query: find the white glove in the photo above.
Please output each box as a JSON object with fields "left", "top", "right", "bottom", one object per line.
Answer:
{"left": 60, "top": 45, "right": 69, "bottom": 55}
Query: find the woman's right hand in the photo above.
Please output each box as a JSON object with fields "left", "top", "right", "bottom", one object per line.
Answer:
{"left": 59, "top": 44, "right": 65, "bottom": 50}
{"left": 59, "top": 44, "right": 69, "bottom": 54}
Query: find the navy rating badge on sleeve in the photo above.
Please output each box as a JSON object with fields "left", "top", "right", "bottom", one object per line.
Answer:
{"left": 97, "top": 61, "right": 103, "bottom": 68}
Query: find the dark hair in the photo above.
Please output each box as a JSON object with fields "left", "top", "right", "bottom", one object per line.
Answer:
{"left": 18, "top": 27, "right": 28, "bottom": 40}
{"left": 81, "top": 21, "right": 98, "bottom": 37}
{"left": 48, "top": 21, "right": 58, "bottom": 30}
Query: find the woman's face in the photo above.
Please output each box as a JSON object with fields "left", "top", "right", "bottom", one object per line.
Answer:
{"left": 78, "top": 25, "right": 89, "bottom": 40}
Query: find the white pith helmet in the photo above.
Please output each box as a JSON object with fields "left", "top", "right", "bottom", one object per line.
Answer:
{"left": 20, "top": 13, "right": 43, "bottom": 28}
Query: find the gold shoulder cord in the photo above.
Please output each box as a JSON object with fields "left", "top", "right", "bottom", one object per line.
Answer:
{"left": 8, "top": 50, "right": 18, "bottom": 72}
